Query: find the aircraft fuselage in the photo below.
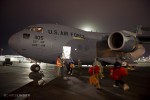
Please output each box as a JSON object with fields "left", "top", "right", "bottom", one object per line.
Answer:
{"left": 9, "top": 24, "right": 144, "bottom": 64}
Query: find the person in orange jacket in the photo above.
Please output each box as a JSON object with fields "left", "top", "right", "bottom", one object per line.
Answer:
{"left": 110, "top": 60, "right": 130, "bottom": 91}
{"left": 56, "top": 55, "right": 63, "bottom": 77}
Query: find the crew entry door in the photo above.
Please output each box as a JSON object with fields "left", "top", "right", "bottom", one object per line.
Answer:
{"left": 62, "top": 46, "right": 71, "bottom": 59}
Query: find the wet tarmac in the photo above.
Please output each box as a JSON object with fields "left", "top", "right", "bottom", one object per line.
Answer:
{"left": 0, "top": 65, "right": 150, "bottom": 100}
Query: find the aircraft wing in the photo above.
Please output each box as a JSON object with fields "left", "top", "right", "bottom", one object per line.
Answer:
{"left": 136, "top": 26, "right": 150, "bottom": 43}
{"left": 137, "top": 35, "right": 150, "bottom": 43}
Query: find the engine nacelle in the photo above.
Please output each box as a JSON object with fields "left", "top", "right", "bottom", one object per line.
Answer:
{"left": 108, "top": 30, "right": 137, "bottom": 52}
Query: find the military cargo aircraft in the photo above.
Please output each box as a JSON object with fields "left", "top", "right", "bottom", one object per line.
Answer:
{"left": 8, "top": 24, "right": 149, "bottom": 72}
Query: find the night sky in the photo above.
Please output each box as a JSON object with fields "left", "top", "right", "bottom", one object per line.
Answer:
{"left": 0, "top": 0, "right": 150, "bottom": 55}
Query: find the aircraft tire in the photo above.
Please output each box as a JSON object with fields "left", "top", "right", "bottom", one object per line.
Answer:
{"left": 31, "top": 64, "right": 41, "bottom": 72}
{"left": 29, "top": 72, "right": 42, "bottom": 81}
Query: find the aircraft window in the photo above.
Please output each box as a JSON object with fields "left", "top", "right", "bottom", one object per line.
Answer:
{"left": 26, "top": 27, "right": 43, "bottom": 33}
{"left": 23, "top": 33, "right": 30, "bottom": 39}
{"left": 31, "top": 28, "right": 36, "bottom": 32}
{"left": 36, "top": 27, "right": 43, "bottom": 32}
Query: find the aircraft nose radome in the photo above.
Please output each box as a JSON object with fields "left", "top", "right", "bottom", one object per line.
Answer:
{"left": 8, "top": 33, "right": 20, "bottom": 50}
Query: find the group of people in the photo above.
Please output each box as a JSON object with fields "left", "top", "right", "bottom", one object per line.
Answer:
{"left": 56, "top": 55, "right": 130, "bottom": 91}
{"left": 89, "top": 58, "right": 130, "bottom": 91}
{"left": 56, "top": 56, "right": 75, "bottom": 78}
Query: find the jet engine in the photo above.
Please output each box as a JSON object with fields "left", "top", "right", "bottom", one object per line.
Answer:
{"left": 108, "top": 31, "right": 137, "bottom": 52}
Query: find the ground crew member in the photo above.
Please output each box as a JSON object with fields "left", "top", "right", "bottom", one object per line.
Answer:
{"left": 56, "top": 55, "right": 63, "bottom": 77}
{"left": 78, "top": 59, "right": 82, "bottom": 75}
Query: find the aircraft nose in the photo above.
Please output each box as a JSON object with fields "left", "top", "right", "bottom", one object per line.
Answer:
{"left": 8, "top": 33, "right": 21, "bottom": 50}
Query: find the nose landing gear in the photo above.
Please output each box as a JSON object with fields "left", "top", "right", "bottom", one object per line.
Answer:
{"left": 30, "top": 64, "right": 41, "bottom": 72}
{"left": 29, "top": 64, "right": 46, "bottom": 86}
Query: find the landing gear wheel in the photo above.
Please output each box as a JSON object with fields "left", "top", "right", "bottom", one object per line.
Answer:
{"left": 31, "top": 64, "right": 40, "bottom": 72}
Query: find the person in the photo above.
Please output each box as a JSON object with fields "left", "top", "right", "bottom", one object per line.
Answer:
{"left": 60, "top": 59, "right": 65, "bottom": 77}
{"left": 110, "top": 59, "right": 130, "bottom": 91}
{"left": 93, "top": 58, "right": 104, "bottom": 79}
{"left": 122, "top": 59, "right": 128, "bottom": 68}
{"left": 56, "top": 55, "right": 63, "bottom": 77}
{"left": 69, "top": 61, "right": 75, "bottom": 75}
{"left": 65, "top": 59, "right": 70, "bottom": 74}
{"left": 89, "top": 65, "right": 100, "bottom": 89}
{"left": 78, "top": 59, "right": 82, "bottom": 75}
{"left": 62, "top": 59, "right": 68, "bottom": 80}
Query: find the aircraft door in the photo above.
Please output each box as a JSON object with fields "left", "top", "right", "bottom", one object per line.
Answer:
{"left": 62, "top": 46, "right": 71, "bottom": 59}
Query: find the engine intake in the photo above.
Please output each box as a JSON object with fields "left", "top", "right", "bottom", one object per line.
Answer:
{"left": 108, "top": 31, "right": 137, "bottom": 52}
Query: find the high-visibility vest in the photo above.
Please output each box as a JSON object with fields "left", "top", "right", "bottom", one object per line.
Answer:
{"left": 56, "top": 58, "right": 62, "bottom": 67}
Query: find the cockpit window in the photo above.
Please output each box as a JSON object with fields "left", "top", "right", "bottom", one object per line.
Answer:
{"left": 23, "top": 33, "right": 30, "bottom": 39}
{"left": 26, "top": 27, "right": 43, "bottom": 33}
